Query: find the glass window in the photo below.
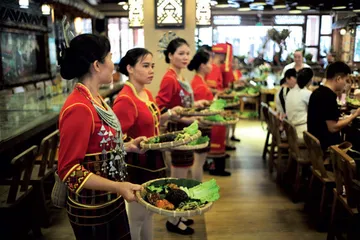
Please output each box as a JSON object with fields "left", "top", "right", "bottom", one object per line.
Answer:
{"left": 197, "top": 27, "right": 212, "bottom": 46}
{"left": 213, "top": 15, "right": 241, "bottom": 25}
{"left": 274, "top": 15, "right": 305, "bottom": 25}
{"left": 320, "top": 36, "right": 332, "bottom": 57}
{"left": 108, "top": 18, "right": 121, "bottom": 64}
{"left": 306, "top": 15, "right": 320, "bottom": 46}
{"left": 321, "top": 15, "right": 332, "bottom": 35}
{"left": 120, "top": 18, "right": 134, "bottom": 59}
{"left": 354, "top": 25, "right": 360, "bottom": 62}
{"left": 305, "top": 48, "right": 318, "bottom": 63}
{"left": 213, "top": 26, "right": 303, "bottom": 62}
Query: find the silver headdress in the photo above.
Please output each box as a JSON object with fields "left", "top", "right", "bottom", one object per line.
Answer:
{"left": 61, "top": 16, "right": 75, "bottom": 49}
{"left": 157, "top": 31, "right": 177, "bottom": 55}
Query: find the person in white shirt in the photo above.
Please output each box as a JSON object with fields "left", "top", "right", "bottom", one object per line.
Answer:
{"left": 285, "top": 68, "right": 314, "bottom": 142}
{"left": 275, "top": 68, "right": 297, "bottom": 117}
{"left": 281, "top": 50, "right": 311, "bottom": 78}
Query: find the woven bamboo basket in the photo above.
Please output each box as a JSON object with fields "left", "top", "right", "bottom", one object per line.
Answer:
{"left": 225, "top": 101, "right": 240, "bottom": 108}
{"left": 177, "top": 109, "right": 222, "bottom": 117}
{"left": 199, "top": 118, "right": 239, "bottom": 126}
{"left": 171, "top": 141, "right": 209, "bottom": 151}
{"left": 135, "top": 178, "right": 213, "bottom": 217}
{"left": 140, "top": 130, "right": 202, "bottom": 150}
{"left": 218, "top": 94, "right": 236, "bottom": 99}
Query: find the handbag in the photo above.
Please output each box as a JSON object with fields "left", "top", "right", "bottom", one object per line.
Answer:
{"left": 51, "top": 171, "right": 68, "bottom": 208}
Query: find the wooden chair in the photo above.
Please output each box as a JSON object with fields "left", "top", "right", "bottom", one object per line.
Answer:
{"left": 303, "top": 131, "right": 335, "bottom": 229}
{"left": 261, "top": 102, "right": 271, "bottom": 161}
{"left": 283, "top": 120, "right": 310, "bottom": 201}
{"left": 267, "top": 108, "right": 289, "bottom": 181}
{"left": 32, "top": 130, "right": 59, "bottom": 227}
{"left": 0, "top": 146, "right": 41, "bottom": 238}
{"left": 327, "top": 146, "right": 359, "bottom": 240}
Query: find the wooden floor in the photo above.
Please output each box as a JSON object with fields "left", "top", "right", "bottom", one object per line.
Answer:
{"left": 40, "top": 120, "right": 326, "bottom": 240}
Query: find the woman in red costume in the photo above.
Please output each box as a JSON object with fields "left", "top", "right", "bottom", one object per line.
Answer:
{"left": 58, "top": 34, "right": 144, "bottom": 240}
{"left": 188, "top": 50, "right": 214, "bottom": 181}
{"left": 156, "top": 38, "right": 207, "bottom": 235}
{"left": 113, "top": 48, "right": 181, "bottom": 240}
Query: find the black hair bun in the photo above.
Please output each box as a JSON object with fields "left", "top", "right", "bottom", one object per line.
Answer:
{"left": 60, "top": 47, "right": 90, "bottom": 80}
{"left": 119, "top": 55, "right": 129, "bottom": 76}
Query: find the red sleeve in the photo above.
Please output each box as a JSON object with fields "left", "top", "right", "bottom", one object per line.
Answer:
{"left": 58, "top": 103, "right": 94, "bottom": 193}
{"left": 156, "top": 76, "right": 176, "bottom": 112}
{"left": 217, "top": 68, "right": 224, "bottom": 90}
{"left": 113, "top": 95, "right": 137, "bottom": 136}
{"left": 193, "top": 85, "right": 214, "bottom": 101}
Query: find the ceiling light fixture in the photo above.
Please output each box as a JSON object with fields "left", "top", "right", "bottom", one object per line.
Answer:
{"left": 41, "top": 4, "right": 51, "bottom": 15}
{"left": 273, "top": 0, "right": 287, "bottom": 9}
{"left": 118, "top": 0, "right": 127, "bottom": 6}
{"left": 332, "top": 0, "right": 347, "bottom": 10}
{"left": 289, "top": 7, "right": 302, "bottom": 14}
{"left": 19, "top": 0, "right": 29, "bottom": 9}
{"left": 250, "top": 0, "right": 266, "bottom": 6}
{"left": 237, "top": 3, "right": 251, "bottom": 12}
{"left": 210, "top": 0, "right": 218, "bottom": 6}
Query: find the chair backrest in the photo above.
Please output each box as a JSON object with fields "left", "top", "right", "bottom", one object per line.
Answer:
{"left": 303, "top": 131, "right": 328, "bottom": 178}
{"left": 261, "top": 102, "right": 270, "bottom": 125}
{"left": 8, "top": 145, "right": 38, "bottom": 204}
{"left": 268, "top": 108, "right": 282, "bottom": 145}
{"left": 38, "top": 130, "right": 59, "bottom": 177}
{"left": 330, "top": 145, "right": 357, "bottom": 208}
{"left": 283, "top": 119, "right": 301, "bottom": 159}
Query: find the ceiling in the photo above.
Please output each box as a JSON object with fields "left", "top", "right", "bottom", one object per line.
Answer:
{"left": 88, "top": 0, "right": 359, "bottom": 11}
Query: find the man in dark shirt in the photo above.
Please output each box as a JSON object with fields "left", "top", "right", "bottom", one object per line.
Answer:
{"left": 308, "top": 62, "right": 360, "bottom": 156}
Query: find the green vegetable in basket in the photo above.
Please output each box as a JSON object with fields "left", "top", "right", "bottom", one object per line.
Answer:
{"left": 247, "top": 87, "right": 259, "bottom": 94}
{"left": 209, "top": 99, "right": 226, "bottom": 111}
{"left": 183, "top": 121, "right": 199, "bottom": 136}
{"left": 204, "top": 114, "right": 225, "bottom": 122}
{"left": 147, "top": 185, "right": 163, "bottom": 193}
{"left": 148, "top": 136, "right": 160, "bottom": 144}
{"left": 180, "top": 179, "right": 220, "bottom": 203}
{"left": 188, "top": 136, "right": 210, "bottom": 146}
{"left": 177, "top": 200, "right": 205, "bottom": 211}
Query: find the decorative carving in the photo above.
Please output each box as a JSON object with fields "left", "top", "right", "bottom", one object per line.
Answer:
{"left": 129, "top": 0, "right": 144, "bottom": 28}
{"left": 155, "top": 0, "right": 185, "bottom": 29}
{"left": 196, "top": 0, "right": 211, "bottom": 26}
{"left": 0, "top": 0, "right": 47, "bottom": 31}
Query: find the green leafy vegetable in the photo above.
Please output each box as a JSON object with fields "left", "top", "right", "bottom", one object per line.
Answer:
{"left": 147, "top": 185, "right": 163, "bottom": 193}
{"left": 183, "top": 121, "right": 199, "bottom": 136}
{"left": 148, "top": 136, "right": 160, "bottom": 144}
{"left": 180, "top": 179, "right": 220, "bottom": 203}
{"left": 209, "top": 99, "right": 226, "bottom": 111}
{"left": 188, "top": 136, "right": 210, "bottom": 146}
{"left": 204, "top": 114, "right": 226, "bottom": 122}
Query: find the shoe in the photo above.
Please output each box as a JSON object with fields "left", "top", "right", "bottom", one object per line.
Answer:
{"left": 225, "top": 145, "right": 236, "bottom": 151}
{"left": 209, "top": 170, "right": 231, "bottom": 176}
{"left": 181, "top": 218, "right": 194, "bottom": 226}
{"left": 230, "top": 136, "right": 241, "bottom": 142}
{"left": 166, "top": 221, "right": 194, "bottom": 235}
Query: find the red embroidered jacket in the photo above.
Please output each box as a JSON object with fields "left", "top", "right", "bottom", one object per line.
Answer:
{"left": 156, "top": 68, "right": 192, "bottom": 113}
{"left": 58, "top": 83, "right": 118, "bottom": 193}
{"left": 191, "top": 74, "right": 214, "bottom": 101}
{"left": 113, "top": 82, "right": 160, "bottom": 139}
{"left": 205, "top": 63, "right": 223, "bottom": 91}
